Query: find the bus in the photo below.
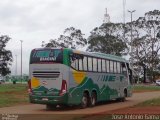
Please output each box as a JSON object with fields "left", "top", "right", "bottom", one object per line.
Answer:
{"left": 28, "top": 48, "right": 132, "bottom": 109}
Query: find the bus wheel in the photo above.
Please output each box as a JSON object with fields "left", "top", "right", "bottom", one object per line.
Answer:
{"left": 46, "top": 104, "right": 56, "bottom": 110}
{"left": 90, "top": 92, "right": 97, "bottom": 107}
{"left": 80, "top": 92, "right": 89, "bottom": 109}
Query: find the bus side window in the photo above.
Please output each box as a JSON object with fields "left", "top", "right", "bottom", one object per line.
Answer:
{"left": 93, "top": 58, "right": 97, "bottom": 72}
{"left": 98, "top": 59, "right": 102, "bottom": 72}
{"left": 106, "top": 60, "right": 110, "bottom": 72}
{"left": 114, "top": 61, "right": 117, "bottom": 73}
{"left": 117, "top": 62, "right": 121, "bottom": 73}
{"left": 70, "top": 54, "right": 78, "bottom": 70}
{"left": 83, "top": 56, "right": 88, "bottom": 71}
{"left": 126, "top": 63, "right": 133, "bottom": 84}
{"left": 70, "top": 54, "right": 83, "bottom": 70}
{"left": 78, "top": 54, "right": 84, "bottom": 71}
{"left": 88, "top": 57, "right": 93, "bottom": 71}
{"left": 110, "top": 61, "right": 114, "bottom": 73}
{"left": 102, "top": 59, "right": 106, "bottom": 72}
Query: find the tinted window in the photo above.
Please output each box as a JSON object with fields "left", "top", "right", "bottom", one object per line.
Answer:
{"left": 98, "top": 59, "right": 102, "bottom": 72}
{"left": 83, "top": 56, "right": 88, "bottom": 71}
{"left": 117, "top": 62, "right": 121, "bottom": 73}
{"left": 102, "top": 59, "right": 106, "bottom": 72}
{"left": 70, "top": 54, "right": 83, "bottom": 70}
{"left": 110, "top": 61, "right": 113, "bottom": 72}
{"left": 30, "top": 49, "right": 63, "bottom": 64}
{"left": 93, "top": 58, "right": 97, "bottom": 72}
{"left": 106, "top": 60, "right": 110, "bottom": 72}
{"left": 88, "top": 57, "right": 93, "bottom": 71}
{"left": 114, "top": 62, "right": 117, "bottom": 73}
{"left": 79, "top": 58, "right": 83, "bottom": 70}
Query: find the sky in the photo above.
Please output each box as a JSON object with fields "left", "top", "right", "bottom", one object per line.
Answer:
{"left": 0, "top": 0, "right": 159, "bottom": 75}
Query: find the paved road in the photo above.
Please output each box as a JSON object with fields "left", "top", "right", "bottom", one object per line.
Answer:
{"left": 0, "top": 91, "right": 160, "bottom": 115}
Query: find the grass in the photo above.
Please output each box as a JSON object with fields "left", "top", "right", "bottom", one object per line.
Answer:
{"left": 132, "top": 84, "right": 160, "bottom": 93}
{"left": 0, "top": 84, "right": 29, "bottom": 107}
{"left": 0, "top": 84, "right": 27, "bottom": 92}
{"left": 135, "top": 97, "right": 160, "bottom": 107}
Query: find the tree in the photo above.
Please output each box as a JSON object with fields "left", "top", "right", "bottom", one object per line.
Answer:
{"left": 45, "top": 27, "right": 87, "bottom": 49}
{"left": 0, "top": 35, "right": 13, "bottom": 76}
{"left": 87, "top": 10, "right": 160, "bottom": 82}
{"left": 131, "top": 10, "right": 160, "bottom": 82}
{"left": 45, "top": 39, "right": 60, "bottom": 48}
{"left": 87, "top": 23, "right": 128, "bottom": 56}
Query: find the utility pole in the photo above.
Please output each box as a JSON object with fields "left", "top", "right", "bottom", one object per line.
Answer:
{"left": 122, "top": 0, "right": 126, "bottom": 51}
{"left": 15, "top": 55, "right": 17, "bottom": 76}
{"left": 20, "top": 40, "right": 23, "bottom": 83}
{"left": 123, "top": 0, "right": 126, "bottom": 24}
{"left": 128, "top": 10, "right": 136, "bottom": 84}
{"left": 128, "top": 10, "right": 136, "bottom": 69}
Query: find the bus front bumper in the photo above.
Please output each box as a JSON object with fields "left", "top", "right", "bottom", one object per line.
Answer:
{"left": 29, "top": 94, "right": 68, "bottom": 105}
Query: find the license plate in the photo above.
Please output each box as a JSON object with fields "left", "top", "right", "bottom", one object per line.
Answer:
{"left": 42, "top": 98, "right": 48, "bottom": 101}
{"left": 35, "top": 93, "right": 41, "bottom": 95}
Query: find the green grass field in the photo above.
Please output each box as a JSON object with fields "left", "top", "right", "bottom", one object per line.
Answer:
{"left": 0, "top": 84, "right": 29, "bottom": 107}
{"left": 135, "top": 97, "right": 160, "bottom": 107}
{"left": 132, "top": 84, "right": 160, "bottom": 92}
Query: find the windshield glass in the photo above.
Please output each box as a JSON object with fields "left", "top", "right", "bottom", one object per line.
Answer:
{"left": 30, "top": 49, "right": 63, "bottom": 64}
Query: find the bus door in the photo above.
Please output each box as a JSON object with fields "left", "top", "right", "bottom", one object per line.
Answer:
{"left": 126, "top": 63, "right": 133, "bottom": 84}
{"left": 120, "top": 63, "right": 129, "bottom": 93}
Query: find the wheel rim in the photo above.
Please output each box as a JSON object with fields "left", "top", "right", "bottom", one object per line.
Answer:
{"left": 82, "top": 96, "right": 88, "bottom": 107}
{"left": 91, "top": 97, "right": 96, "bottom": 105}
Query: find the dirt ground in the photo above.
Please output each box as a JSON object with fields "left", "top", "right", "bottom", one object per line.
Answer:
{"left": 106, "top": 106, "right": 160, "bottom": 114}
{"left": 81, "top": 106, "right": 160, "bottom": 120}
{"left": 0, "top": 91, "right": 160, "bottom": 120}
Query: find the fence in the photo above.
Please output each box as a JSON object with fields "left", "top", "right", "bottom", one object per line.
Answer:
{"left": 4, "top": 75, "right": 29, "bottom": 83}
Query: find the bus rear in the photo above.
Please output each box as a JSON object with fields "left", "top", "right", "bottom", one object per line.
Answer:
{"left": 28, "top": 48, "right": 69, "bottom": 107}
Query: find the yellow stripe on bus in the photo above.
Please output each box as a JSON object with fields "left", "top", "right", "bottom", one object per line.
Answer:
{"left": 72, "top": 70, "right": 86, "bottom": 84}
{"left": 31, "top": 77, "right": 40, "bottom": 88}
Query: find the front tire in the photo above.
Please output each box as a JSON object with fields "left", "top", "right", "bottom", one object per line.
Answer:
{"left": 90, "top": 92, "right": 97, "bottom": 107}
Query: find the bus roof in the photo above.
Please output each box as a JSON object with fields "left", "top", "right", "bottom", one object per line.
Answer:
{"left": 31, "top": 48, "right": 128, "bottom": 63}
{"left": 93, "top": 52, "right": 128, "bottom": 62}
{"left": 70, "top": 49, "right": 128, "bottom": 63}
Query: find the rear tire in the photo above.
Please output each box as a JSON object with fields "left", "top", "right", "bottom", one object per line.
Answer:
{"left": 46, "top": 104, "right": 56, "bottom": 110}
{"left": 80, "top": 93, "right": 89, "bottom": 109}
{"left": 90, "top": 92, "right": 97, "bottom": 107}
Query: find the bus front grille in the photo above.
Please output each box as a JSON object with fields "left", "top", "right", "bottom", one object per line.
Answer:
{"left": 32, "top": 71, "right": 60, "bottom": 78}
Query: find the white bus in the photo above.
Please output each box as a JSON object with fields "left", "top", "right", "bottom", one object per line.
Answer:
{"left": 28, "top": 48, "right": 132, "bottom": 109}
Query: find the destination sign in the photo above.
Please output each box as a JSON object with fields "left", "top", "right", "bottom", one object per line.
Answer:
{"left": 30, "top": 49, "right": 63, "bottom": 64}
{"left": 40, "top": 57, "right": 56, "bottom": 61}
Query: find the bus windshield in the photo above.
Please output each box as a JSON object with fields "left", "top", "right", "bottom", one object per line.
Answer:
{"left": 30, "top": 49, "right": 63, "bottom": 64}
